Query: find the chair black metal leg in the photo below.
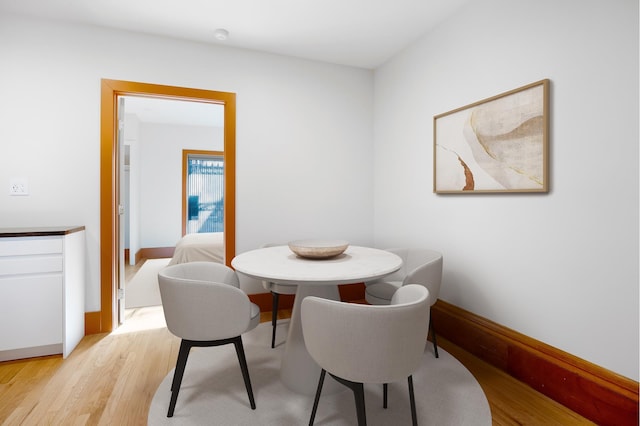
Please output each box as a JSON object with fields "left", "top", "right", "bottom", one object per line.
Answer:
{"left": 167, "top": 337, "right": 256, "bottom": 416}
{"left": 309, "top": 369, "right": 326, "bottom": 426}
{"left": 168, "top": 340, "right": 192, "bottom": 417}
{"left": 329, "top": 374, "right": 367, "bottom": 426}
{"left": 408, "top": 375, "right": 418, "bottom": 426}
{"left": 271, "top": 291, "right": 279, "bottom": 348}
{"left": 350, "top": 382, "right": 367, "bottom": 426}
{"left": 233, "top": 336, "right": 256, "bottom": 409}
{"left": 383, "top": 383, "right": 388, "bottom": 408}
{"left": 430, "top": 311, "right": 439, "bottom": 358}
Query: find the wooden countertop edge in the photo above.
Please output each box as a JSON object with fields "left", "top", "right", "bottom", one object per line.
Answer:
{"left": 0, "top": 226, "right": 86, "bottom": 238}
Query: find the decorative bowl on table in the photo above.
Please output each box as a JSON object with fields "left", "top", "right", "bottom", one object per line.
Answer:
{"left": 288, "top": 239, "right": 349, "bottom": 259}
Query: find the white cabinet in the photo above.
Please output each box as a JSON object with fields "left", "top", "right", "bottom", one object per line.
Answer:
{"left": 0, "top": 227, "right": 85, "bottom": 361}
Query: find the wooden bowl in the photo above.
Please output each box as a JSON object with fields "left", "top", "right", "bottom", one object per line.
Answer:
{"left": 288, "top": 239, "right": 349, "bottom": 259}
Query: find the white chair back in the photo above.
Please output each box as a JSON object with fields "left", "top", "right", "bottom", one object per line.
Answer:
{"left": 158, "top": 261, "right": 252, "bottom": 341}
{"left": 302, "top": 284, "right": 430, "bottom": 384}
{"left": 379, "top": 248, "right": 443, "bottom": 305}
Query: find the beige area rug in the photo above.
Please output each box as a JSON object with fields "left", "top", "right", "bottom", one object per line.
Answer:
{"left": 149, "top": 320, "right": 491, "bottom": 425}
{"left": 125, "top": 258, "right": 170, "bottom": 308}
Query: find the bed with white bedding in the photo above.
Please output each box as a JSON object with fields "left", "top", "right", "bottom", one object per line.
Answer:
{"left": 168, "top": 232, "right": 224, "bottom": 265}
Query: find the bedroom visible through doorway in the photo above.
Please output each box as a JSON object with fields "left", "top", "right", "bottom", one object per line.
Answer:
{"left": 117, "top": 96, "right": 225, "bottom": 317}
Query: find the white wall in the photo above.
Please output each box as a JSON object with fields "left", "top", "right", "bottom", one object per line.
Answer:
{"left": 373, "top": 0, "right": 639, "bottom": 380}
{"left": 138, "top": 122, "right": 222, "bottom": 248}
{"left": 0, "top": 15, "right": 374, "bottom": 309}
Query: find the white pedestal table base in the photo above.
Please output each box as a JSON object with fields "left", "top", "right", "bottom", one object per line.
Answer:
{"left": 279, "top": 284, "right": 343, "bottom": 395}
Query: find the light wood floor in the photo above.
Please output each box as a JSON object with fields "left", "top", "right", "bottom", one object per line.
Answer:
{"left": 0, "top": 261, "right": 595, "bottom": 425}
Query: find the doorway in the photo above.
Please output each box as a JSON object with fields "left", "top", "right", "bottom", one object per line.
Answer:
{"left": 100, "top": 79, "right": 236, "bottom": 333}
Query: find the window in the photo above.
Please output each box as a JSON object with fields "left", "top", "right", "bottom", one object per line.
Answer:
{"left": 183, "top": 150, "right": 224, "bottom": 235}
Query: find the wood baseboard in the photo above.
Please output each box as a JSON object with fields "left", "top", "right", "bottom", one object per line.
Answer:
{"left": 139, "top": 247, "right": 174, "bottom": 260}
{"left": 125, "top": 248, "right": 147, "bottom": 264}
{"left": 432, "top": 299, "right": 639, "bottom": 426}
{"left": 84, "top": 311, "right": 102, "bottom": 335}
{"left": 338, "top": 282, "right": 365, "bottom": 302}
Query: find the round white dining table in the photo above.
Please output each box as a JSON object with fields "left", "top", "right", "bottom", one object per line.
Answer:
{"left": 231, "top": 245, "right": 402, "bottom": 395}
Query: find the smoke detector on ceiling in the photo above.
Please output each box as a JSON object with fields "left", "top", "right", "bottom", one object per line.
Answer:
{"left": 214, "top": 29, "right": 229, "bottom": 41}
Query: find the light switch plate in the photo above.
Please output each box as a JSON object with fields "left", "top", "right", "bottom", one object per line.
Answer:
{"left": 9, "top": 178, "right": 29, "bottom": 196}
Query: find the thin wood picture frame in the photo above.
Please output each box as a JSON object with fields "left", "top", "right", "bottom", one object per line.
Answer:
{"left": 433, "top": 79, "right": 549, "bottom": 194}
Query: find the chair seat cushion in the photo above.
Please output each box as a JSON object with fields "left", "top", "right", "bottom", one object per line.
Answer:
{"left": 365, "top": 281, "right": 402, "bottom": 305}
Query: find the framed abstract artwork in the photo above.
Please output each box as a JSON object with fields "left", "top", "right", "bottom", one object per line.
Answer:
{"left": 433, "top": 79, "right": 549, "bottom": 193}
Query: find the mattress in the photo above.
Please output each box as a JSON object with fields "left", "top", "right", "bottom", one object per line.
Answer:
{"left": 168, "top": 232, "right": 224, "bottom": 265}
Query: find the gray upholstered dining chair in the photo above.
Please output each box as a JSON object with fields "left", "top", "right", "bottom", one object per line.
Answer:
{"left": 158, "top": 261, "right": 260, "bottom": 417}
{"left": 260, "top": 243, "right": 297, "bottom": 348}
{"left": 365, "top": 248, "right": 443, "bottom": 358}
{"left": 302, "top": 284, "right": 430, "bottom": 426}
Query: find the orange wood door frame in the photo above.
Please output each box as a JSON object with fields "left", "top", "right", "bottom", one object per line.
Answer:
{"left": 100, "top": 79, "right": 236, "bottom": 333}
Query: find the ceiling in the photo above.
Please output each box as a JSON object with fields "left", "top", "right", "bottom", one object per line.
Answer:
{"left": 0, "top": 0, "right": 470, "bottom": 69}
{"left": 122, "top": 96, "right": 225, "bottom": 127}
{"left": 2, "top": 0, "right": 471, "bottom": 125}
